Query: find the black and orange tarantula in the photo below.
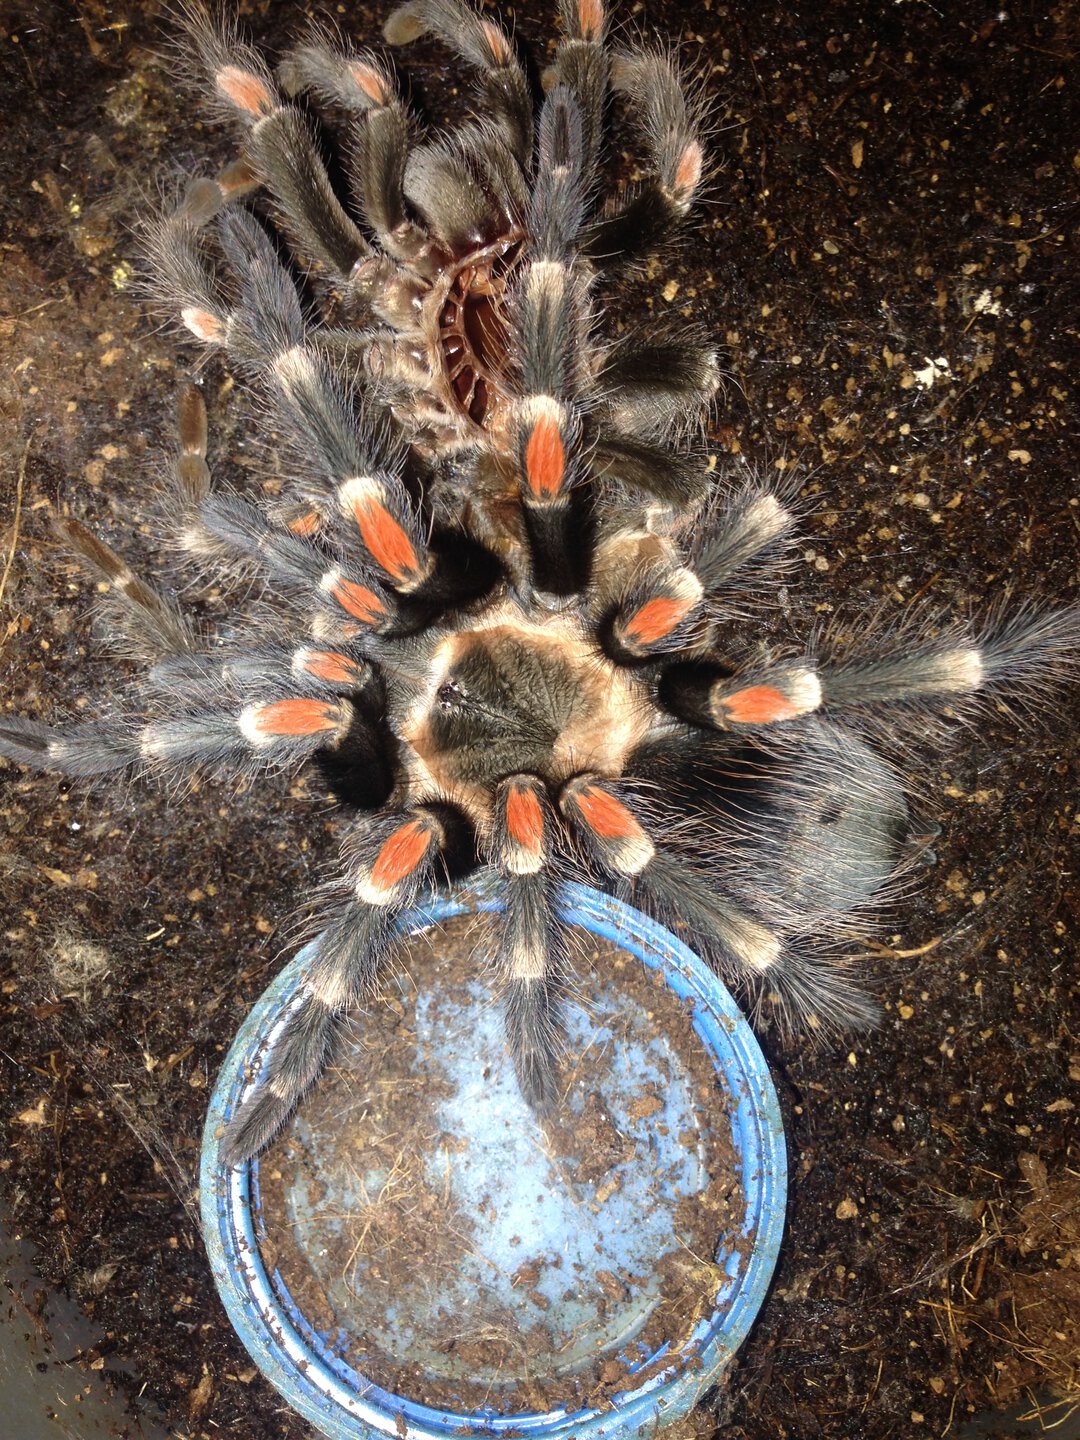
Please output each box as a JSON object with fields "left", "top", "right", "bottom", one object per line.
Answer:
{"left": 1, "top": 0, "right": 1076, "bottom": 1166}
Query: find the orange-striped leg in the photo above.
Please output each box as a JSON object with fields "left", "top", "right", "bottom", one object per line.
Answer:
{"left": 183, "top": 6, "right": 370, "bottom": 280}
{"left": 606, "top": 565, "right": 705, "bottom": 663}
{"left": 491, "top": 776, "right": 565, "bottom": 1110}
{"left": 136, "top": 695, "right": 356, "bottom": 778}
{"left": 518, "top": 392, "right": 581, "bottom": 595}
{"left": 149, "top": 644, "right": 371, "bottom": 704}
{"left": 548, "top": 0, "right": 610, "bottom": 180}
{"left": 582, "top": 42, "right": 706, "bottom": 265}
{"left": 220, "top": 808, "right": 446, "bottom": 1165}
{"left": 0, "top": 690, "right": 358, "bottom": 784}
{"left": 558, "top": 773, "right": 784, "bottom": 982}
{"left": 278, "top": 43, "right": 431, "bottom": 266}
{"left": 514, "top": 83, "right": 592, "bottom": 595}
{"left": 336, "top": 475, "right": 432, "bottom": 594}
{"left": 383, "top": 0, "right": 533, "bottom": 166}
{"left": 661, "top": 662, "right": 824, "bottom": 731}
{"left": 196, "top": 494, "right": 395, "bottom": 642}
{"left": 658, "top": 615, "right": 1080, "bottom": 734}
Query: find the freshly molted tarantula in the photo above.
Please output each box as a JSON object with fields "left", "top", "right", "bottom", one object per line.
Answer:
{"left": 1, "top": 0, "right": 1076, "bottom": 1167}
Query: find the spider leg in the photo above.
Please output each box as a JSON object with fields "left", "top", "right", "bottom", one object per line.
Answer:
{"left": 383, "top": 0, "right": 533, "bottom": 167}
{"left": 143, "top": 633, "right": 396, "bottom": 805}
{"left": 599, "top": 560, "right": 705, "bottom": 663}
{"left": 490, "top": 775, "right": 565, "bottom": 1111}
{"left": 220, "top": 806, "right": 447, "bottom": 1165}
{"left": 140, "top": 696, "right": 358, "bottom": 775}
{"left": 581, "top": 46, "right": 708, "bottom": 267}
{"left": 54, "top": 519, "right": 198, "bottom": 666}
{"left": 529, "top": 86, "right": 588, "bottom": 263}
{"left": 196, "top": 493, "right": 395, "bottom": 639}
{"left": 557, "top": 772, "right": 784, "bottom": 986}
{"left": 181, "top": 4, "right": 370, "bottom": 281}
{"left": 659, "top": 606, "right": 1080, "bottom": 732}
{"left": 278, "top": 37, "right": 434, "bottom": 268}
{"left": 610, "top": 49, "right": 707, "bottom": 211}
{"left": 511, "top": 89, "right": 593, "bottom": 595}
{"left": 143, "top": 200, "right": 306, "bottom": 367}
{"left": 149, "top": 644, "right": 374, "bottom": 705}
{"left": 596, "top": 333, "right": 720, "bottom": 443}
{"left": 596, "top": 476, "right": 801, "bottom": 659}
{"left": 397, "top": 131, "right": 525, "bottom": 260}
{"left": 46, "top": 386, "right": 221, "bottom": 657}
{"left": 153, "top": 209, "right": 453, "bottom": 606}
{"left": 590, "top": 433, "right": 709, "bottom": 508}
{"left": 559, "top": 769, "right": 888, "bottom": 1033}
{"left": 0, "top": 683, "right": 360, "bottom": 782}
{"left": 660, "top": 659, "right": 824, "bottom": 730}
{"left": 819, "top": 606, "right": 1080, "bottom": 714}
{"left": 546, "top": 0, "right": 609, "bottom": 181}
{"left": 693, "top": 482, "right": 801, "bottom": 594}
{"left": 520, "top": 70, "right": 710, "bottom": 524}
{"left": 141, "top": 206, "right": 227, "bottom": 350}
{"left": 0, "top": 718, "right": 139, "bottom": 777}
{"left": 175, "top": 382, "right": 212, "bottom": 506}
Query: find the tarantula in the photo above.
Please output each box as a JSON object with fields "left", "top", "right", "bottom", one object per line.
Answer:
{"left": 1, "top": 0, "right": 1076, "bottom": 1168}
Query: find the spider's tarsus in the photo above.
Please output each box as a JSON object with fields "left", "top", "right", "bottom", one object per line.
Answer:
{"left": 635, "top": 849, "right": 783, "bottom": 977}
{"left": 57, "top": 517, "right": 199, "bottom": 664}
{"left": 506, "top": 987, "right": 561, "bottom": 1114}
{"left": 0, "top": 720, "right": 138, "bottom": 777}
{"left": 974, "top": 603, "right": 1080, "bottom": 698}
{"left": 220, "top": 1089, "right": 294, "bottom": 1170}
{"left": 0, "top": 719, "right": 53, "bottom": 763}
{"left": 694, "top": 487, "right": 798, "bottom": 592}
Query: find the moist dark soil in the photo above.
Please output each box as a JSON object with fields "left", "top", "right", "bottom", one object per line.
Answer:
{"left": 0, "top": 2, "right": 1077, "bottom": 1439}
{"left": 258, "top": 915, "right": 744, "bottom": 1416}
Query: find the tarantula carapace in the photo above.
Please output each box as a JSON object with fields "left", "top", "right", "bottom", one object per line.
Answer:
{"left": 1, "top": 0, "right": 1076, "bottom": 1166}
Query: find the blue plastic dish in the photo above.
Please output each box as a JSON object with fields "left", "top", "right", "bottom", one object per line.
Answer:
{"left": 200, "top": 880, "right": 786, "bottom": 1440}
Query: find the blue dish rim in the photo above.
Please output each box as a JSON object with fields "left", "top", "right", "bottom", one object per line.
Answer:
{"left": 200, "top": 879, "right": 787, "bottom": 1440}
